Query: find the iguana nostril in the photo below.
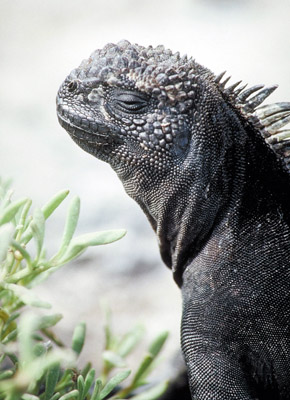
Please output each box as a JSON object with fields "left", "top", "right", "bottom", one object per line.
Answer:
{"left": 67, "top": 80, "right": 78, "bottom": 92}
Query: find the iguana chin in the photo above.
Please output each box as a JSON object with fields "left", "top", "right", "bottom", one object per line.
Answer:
{"left": 57, "top": 40, "right": 290, "bottom": 399}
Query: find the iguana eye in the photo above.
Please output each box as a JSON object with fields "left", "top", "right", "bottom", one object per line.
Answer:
{"left": 67, "top": 80, "right": 79, "bottom": 92}
{"left": 112, "top": 90, "right": 149, "bottom": 114}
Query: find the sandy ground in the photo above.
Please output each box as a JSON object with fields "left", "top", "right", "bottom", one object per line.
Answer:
{"left": 0, "top": 0, "right": 290, "bottom": 373}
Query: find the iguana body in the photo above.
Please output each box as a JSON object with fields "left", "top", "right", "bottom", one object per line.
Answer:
{"left": 57, "top": 40, "right": 290, "bottom": 399}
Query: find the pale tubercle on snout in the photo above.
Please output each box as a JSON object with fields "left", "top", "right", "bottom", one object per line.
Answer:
{"left": 87, "top": 87, "right": 111, "bottom": 122}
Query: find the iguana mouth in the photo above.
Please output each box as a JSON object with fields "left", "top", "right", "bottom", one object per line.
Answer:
{"left": 57, "top": 112, "right": 107, "bottom": 143}
{"left": 56, "top": 102, "right": 120, "bottom": 147}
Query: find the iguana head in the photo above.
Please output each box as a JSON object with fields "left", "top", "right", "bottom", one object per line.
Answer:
{"left": 56, "top": 40, "right": 221, "bottom": 175}
{"left": 57, "top": 40, "right": 290, "bottom": 283}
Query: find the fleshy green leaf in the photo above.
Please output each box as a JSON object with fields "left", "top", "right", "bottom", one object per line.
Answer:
{"left": 131, "top": 332, "right": 168, "bottom": 387}
{"left": 77, "top": 375, "right": 84, "bottom": 400}
{"left": 30, "top": 208, "right": 45, "bottom": 261}
{"left": 103, "top": 305, "right": 113, "bottom": 350}
{"left": 45, "top": 363, "right": 60, "bottom": 400}
{"left": 22, "top": 394, "right": 40, "bottom": 400}
{"left": 38, "top": 314, "right": 63, "bottom": 330}
{"left": 90, "top": 379, "right": 102, "bottom": 400}
{"left": 15, "top": 198, "right": 32, "bottom": 240}
{"left": 6, "top": 311, "right": 20, "bottom": 324}
{"left": 2, "top": 329, "right": 17, "bottom": 344}
{"left": 81, "top": 362, "right": 92, "bottom": 380}
{"left": 18, "top": 312, "right": 39, "bottom": 364}
{"left": 57, "top": 229, "right": 126, "bottom": 265}
{"left": 83, "top": 368, "right": 95, "bottom": 398}
{"left": 117, "top": 325, "right": 145, "bottom": 358}
{"left": 130, "top": 381, "right": 169, "bottom": 400}
{"left": 71, "top": 322, "right": 86, "bottom": 355}
{"left": 148, "top": 331, "right": 168, "bottom": 357}
{"left": 99, "top": 370, "right": 131, "bottom": 400}
{"left": 22, "top": 190, "right": 69, "bottom": 243}
{"left": 58, "top": 390, "right": 79, "bottom": 400}
{"left": 0, "top": 198, "right": 28, "bottom": 225}
{"left": 25, "top": 350, "right": 76, "bottom": 391}
{"left": 102, "top": 350, "right": 126, "bottom": 368}
{"left": 131, "top": 354, "right": 153, "bottom": 386}
{"left": 0, "top": 370, "right": 14, "bottom": 380}
{"left": 42, "top": 190, "right": 70, "bottom": 219}
{"left": 57, "top": 196, "right": 80, "bottom": 257}
{"left": 49, "top": 393, "right": 60, "bottom": 400}
{"left": 4, "top": 283, "right": 51, "bottom": 309}
{"left": 33, "top": 343, "right": 46, "bottom": 357}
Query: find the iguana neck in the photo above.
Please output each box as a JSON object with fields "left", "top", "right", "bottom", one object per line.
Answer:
{"left": 116, "top": 135, "right": 236, "bottom": 286}
{"left": 118, "top": 117, "right": 290, "bottom": 287}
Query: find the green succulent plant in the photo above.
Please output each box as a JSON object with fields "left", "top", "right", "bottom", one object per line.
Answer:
{"left": 0, "top": 178, "right": 168, "bottom": 400}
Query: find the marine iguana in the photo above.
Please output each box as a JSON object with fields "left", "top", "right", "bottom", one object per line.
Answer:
{"left": 57, "top": 40, "right": 290, "bottom": 399}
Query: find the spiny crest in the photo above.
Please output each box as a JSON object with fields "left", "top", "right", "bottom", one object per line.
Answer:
{"left": 74, "top": 40, "right": 186, "bottom": 83}
{"left": 215, "top": 72, "right": 290, "bottom": 171}
{"left": 256, "top": 103, "right": 290, "bottom": 169}
{"left": 70, "top": 40, "right": 208, "bottom": 111}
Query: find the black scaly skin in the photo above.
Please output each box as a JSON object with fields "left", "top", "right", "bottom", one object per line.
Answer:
{"left": 57, "top": 40, "right": 290, "bottom": 399}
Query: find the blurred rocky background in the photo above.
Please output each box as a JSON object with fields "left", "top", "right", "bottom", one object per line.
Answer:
{"left": 0, "top": 0, "right": 290, "bottom": 372}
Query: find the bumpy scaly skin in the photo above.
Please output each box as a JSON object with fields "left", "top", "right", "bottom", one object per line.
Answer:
{"left": 57, "top": 40, "right": 290, "bottom": 399}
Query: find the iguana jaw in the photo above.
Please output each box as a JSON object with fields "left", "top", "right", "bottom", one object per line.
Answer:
{"left": 56, "top": 90, "right": 127, "bottom": 163}
{"left": 57, "top": 113, "right": 109, "bottom": 144}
